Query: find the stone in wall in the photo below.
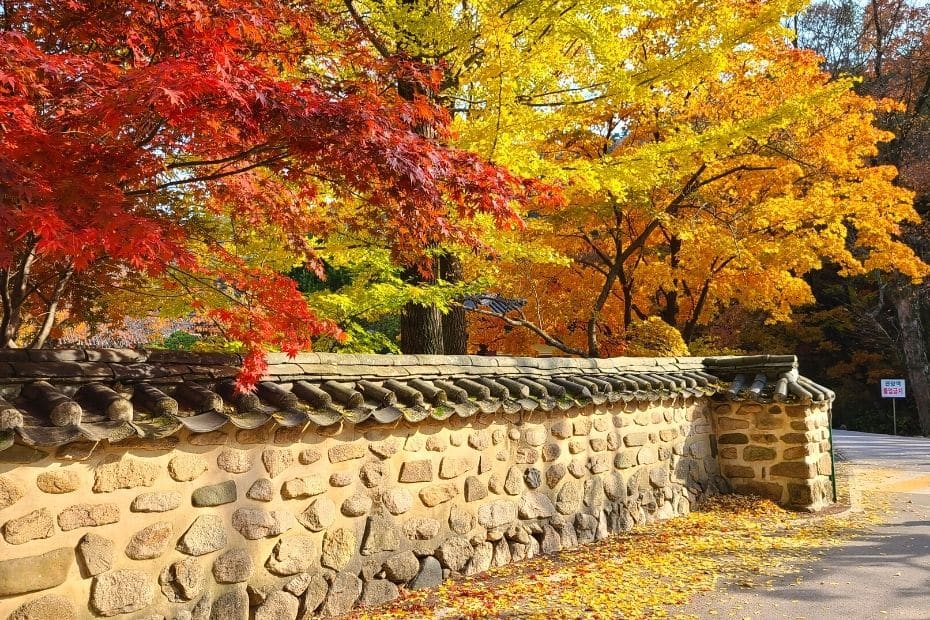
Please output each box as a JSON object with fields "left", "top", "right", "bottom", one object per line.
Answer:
{"left": 381, "top": 488, "right": 413, "bottom": 515}
{"left": 93, "top": 458, "right": 158, "bottom": 492}
{"left": 7, "top": 594, "right": 75, "bottom": 620}
{"left": 255, "top": 590, "right": 299, "bottom": 620}
{"left": 298, "top": 498, "right": 337, "bottom": 532}
{"left": 77, "top": 532, "right": 114, "bottom": 577}
{"left": 217, "top": 448, "right": 254, "bottom": 474}
{"left": 168, "top": 454, "right": 208, "bottom": 482}
{"left": 281, "top": 475, "right": 327, "bottom": 500}
{"left": 330, "top": 472, "right": 355, "bottom": 487}
{"left": 125, "top": 521, "right": 173, "bottom": 560}
{"left": 320, "top": 572, "right": 362, "bottom": 617}
{"left": 267, "top": 534, "right": 317, "bottom": 576}
{"left": 322, "top": 528, "right": 357, "bottom": 571}
{"left": 329, "top": 442, "right": 366, "bottom": 463}
{"left": 419, "top": 483, "right": 458, "bottom": 507}
{"left": 177, "top": 515, "right": 227, "bottom": 556}
{"left": 399, "top": 460, "right": 433, "bottom": 483}
{"left": 232, "top": 508, "right": 295, "bottom": 540}
{"left": 192, "top": 480, "right": 237, "bottom": 507}
{"left": 248, "top": 479, "right": 275, "bottom": 502}
{"left": 262, "top": 448, "right": 293, "bottom": 478}
{"left": 213, "top": 549, "right": 254, "bottom": 584}
{"left": 58, "top": 503, "right": 119, "bottom": 531}
{"left": 90, "top": 569, "right": 154, "bottom": 616}
{"left": 383, "top": 551, "right": 420, "bottom": 583}
{"left": 360, "top": 461, "right": 387, "bottom": 488}
{"left": 0, "top": 475, "right": 24, "bottom": 510}
{"left": 361, "top": 516, "right": 400, "bottom": 555}
{"left": 0, "top": 547, "right": 73, "bottom": 597}
{"left": 160, "top": 557, "right": 205, "bottom": 603}
{"left": 36, "top": 469, "right": 80, "bottom": 494}
{"left": 131, "top": 490, "right": 182, "bottom": 513}
{"left": 3, "top": 508, "right": 54, "bottom": 544}
{"left": 342, "top": 493, "right": 373, "bottom": 517}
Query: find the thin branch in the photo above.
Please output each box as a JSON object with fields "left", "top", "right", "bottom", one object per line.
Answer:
{"left": 464, "top": 306, "right": 587, "bottom": 357}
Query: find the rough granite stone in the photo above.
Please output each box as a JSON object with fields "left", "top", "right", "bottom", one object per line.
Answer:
{"left": 359, "top": 461, "right": 387, "bottom": 488}
{"left": 213, "top": 549, "right": 254, "bottom": 584}
{"left": 294, "top": 497, "right": 335, "bottom": 532}
{"left": 744, "top": 446, "right": 777, "bottom": 461}
{"left": 168, "top": 454, "right": 208, "bottom": 482}
{"left": 297, "top": 448, "right": 321, "bottom": 465}
{"left": 329, "top": 442, "right": 367, "bottom": 463}
{"left": 232, "top": 508, "right": 295, "bottom": 540}
{"left": 217, "top": 449, "right": 254, "bottom": 474}
{"left": 131, "top": 490, "right": 182, "bottom": 513}
{"left": 266, "top": 535, "right": 317, "bottom": 576}
{"left": 255, "top": 591, "right": 299, "bottom": 620}
{"left": 177, "top": 515, "right": 227, "bottom": 556}
{"left": 0, "top": 547, "right": 72, "bottom": 597}
{"left": 77, "top": 532, "right": 114, "bottom": 576}
{"left": 159, "top": 557, "right": 205, "bottom": 602}
{"left": 369, "top": 441, "right": 398, "bottom": 460}
{"left": 210, "top": 588, "right": 248, "bottom": 620}
{"left": 192, "top": 480, "right": 237, "bottom": 507}
{"left": 383, "top": 551, "right": 420, "bottom": 583}
{"left": 125, "top": 521, "right": 173, "bottom": 560}
{"left": 321, "top": 528, "right": 357, "bottom": 570}
{"left": 468, "top": 430, "right": 491, "bottom": 450}
{"left": 247, "top": 479, "right": 275, "bottom": 502}
{"left": 522, "top": 428, "right": 548, "bottom": 447}
{"left": 546, "top": 463, "right": 567, "bottom": 488}
{"left": 426, "top": 434, "right": 449, "bottom": 452}
{"left": 448, "top": 505, "right": 475, "bottom": 535}
{"left": 300, "top": 574, "right": 329, "bottom": 617}
{"left": 477, "top": 499, "right": 518, "bottom": 528}
{"left": 419, "top": 483, "right": 459, "bottom": 507}
{"left": 93, "top": 458, "right": 158, "bottom": 492}
{"left": 329, "top": 472, "right": 354, "bottom": 487}
{"left": 402, "top": 517, "right": 440, "bottom": 540}
{"left": 359, "top": 579, "right": 399, "bottom": 607}
{"left": 439, "top": 456, "right": 475, "bottom": 479}
{"left": 280, "top": 475, "right": 327, "bottom": 500}
{"left": 8, "top": 594, "right": 75, "bottom": 620}
{"left": 518, "top": 492, "right": 556, "bottom": 519}
{"left": 381, "top": 487, "right": 413, "bottom": 515}
{"left": 342, "top": 493, "right": 373, "bottom": 517}
{"left": 57, "top": 503, "right": 119, "bottom": 531}
{"left": 361, "top": 515, "right": 400, "bottom": 556}
{"left": 284, "top": 573, "right": 312, "bottom": 596}
{"left": 399, "top": 460, "right": 433, "bottom": 483}
{"left": 0, "top": 475, "right": 24, "bottom": 510}
{"left": 262, "top": 448, "right": 293, "bottom": 478}
{"left": 408, "top": 556, "right": 443, "bottom": 590}
{"left": 90, "top": 569, "right": 154, "bottom": 616}
{"left": 556, "top": 480, "right": 582, "bottom": 515}
{"left": 36, "top": 469, "right": 80, "bottom": 494}
{"left": 320, "top": 573, "right": 362, "bottom": 617}
{"left": 3, "top": 507, "right": 54, "bottom": 544}
{"left": 550, "top": 420, "right": 571, "bottom": 439}
{"left": 463, "top": 476, "right": 487, "bottom": 502}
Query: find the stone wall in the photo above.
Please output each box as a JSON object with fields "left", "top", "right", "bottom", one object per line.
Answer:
{"left": 713, "top": 399, "right": 833, "bottom": 511}
{"left": 0, "top": 398, "right": 720, "bottom": 619}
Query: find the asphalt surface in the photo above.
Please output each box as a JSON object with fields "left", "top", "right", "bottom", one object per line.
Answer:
{"left": 674, "top": 430, "right": 930, "bottom": 620}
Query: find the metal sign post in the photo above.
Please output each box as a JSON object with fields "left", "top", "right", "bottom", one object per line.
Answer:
{"left": 880, "top": 379, "right": 906, "bottom": 435}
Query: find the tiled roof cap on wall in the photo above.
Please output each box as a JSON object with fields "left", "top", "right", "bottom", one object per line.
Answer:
{"left": 0, "top": 350, "right": 833, "bottom": 451}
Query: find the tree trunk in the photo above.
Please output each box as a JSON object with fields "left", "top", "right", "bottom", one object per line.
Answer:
{"left": 400, "top": 302, "right": 444, "bottom": 354}
{"left": 439, "top": 254, "right": 468, "bottom": 355}
{"left": 894, "top": 288, "right": 930, "bottom": 434}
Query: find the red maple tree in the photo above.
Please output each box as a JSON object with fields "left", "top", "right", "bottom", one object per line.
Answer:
{"left": 0, "top": 1, "right": 543, "bottom": 385}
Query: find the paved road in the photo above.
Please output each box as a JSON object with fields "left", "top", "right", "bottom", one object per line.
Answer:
{"left": 674, "top": 430, "right": 930, "bottom": 619}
